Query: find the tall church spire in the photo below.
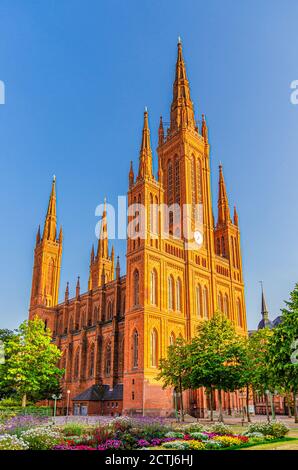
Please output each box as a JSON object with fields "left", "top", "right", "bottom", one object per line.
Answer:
{"left": 217, "top": 164, "right": 231, "bottom": 226}
{"left": 97, "top": 198, "right": 109, "bottom": 259}
{"left": 170, "top": 39, "right": 196, "bottom": 133}
{"left": 138, "top": 108, "right": 153, "bottom": 180}
{"left": 258, "top": 281, "right": 273, "bottom": 330}
{"left": 43, "top": 176, "right": 57, "bottom": 241}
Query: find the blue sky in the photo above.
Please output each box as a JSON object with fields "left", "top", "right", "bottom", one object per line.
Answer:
{"left": 0, "top": 0, "right": 298, "bottom": 330}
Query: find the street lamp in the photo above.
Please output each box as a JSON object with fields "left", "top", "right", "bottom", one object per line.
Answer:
{"left": 52, "top": 394, "right": 62, "bottom": 418}
{"left": 66, "top": 390, "right": 71, "bottom": 417}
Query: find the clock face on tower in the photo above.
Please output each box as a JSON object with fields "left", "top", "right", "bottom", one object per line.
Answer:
{"left": 193, "top": 230, "right": 203, "bottom": 248}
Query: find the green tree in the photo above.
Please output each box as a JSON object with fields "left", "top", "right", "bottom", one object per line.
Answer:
{"left": 0, "top": 328, "right": 17, "bottom": 398}
{"left": 268, "top": 284, "right": 298, "bottom": 423}
{"left": 157, "top": 338, "right": 190, "bottom": 421}
{"left": 243, "top": 328, "right": 274, "bottom": 422}
{"left": 187, "top": 313, "right": 247, "bottom": 422}
{"left": 0, "top": 318, "right": 63, "bottom": 407}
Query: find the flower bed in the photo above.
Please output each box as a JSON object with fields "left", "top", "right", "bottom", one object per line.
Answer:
{"left": 0, "top": 415, "right": 290, "bottom": 450}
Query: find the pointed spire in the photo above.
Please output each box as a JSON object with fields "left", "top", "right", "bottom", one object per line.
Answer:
{"left": 58, "top": 226, "right": 63, "bottom": 243}
{"left": 116, "top": 255, "right": 120, "bottom": 280}
{"left": 76, "top": 276, "right": 80, "bottom": 299}
{"left": 233, "top": 206, "right": 239, "bottom": 227}
{"left": 217, "top": 164, "right": 231, "bottom": 226}
{"left": 170, "top": 39, "right": 196, "bottom": 133}
{"left": 129, "top": 160, "right": 134, "bottom": 189}
{"left": 36, "top": 225, "right": 41, "bottom": 245}
{"left": 65, "top": 281, "right": 69, "bottom": 302}
{"left": 97, "top": 198, "right": 108, "bottom": 259}
{"left": 260, "top": 281, "right": 269, "bottom": 323}
{"left": 201, "top": 114, "right": 208, "bottom": 142}
{"left": 43, "top": 176, "right": 57, "bottom": 241}
{"left": 138, "top": 108, "right": 153, "bottom": 180}
{"left": 90, "top": 244, "right": 95, "bottom": 263}
{"left": 158, "top": 116, "right": 164, "bottom": 146}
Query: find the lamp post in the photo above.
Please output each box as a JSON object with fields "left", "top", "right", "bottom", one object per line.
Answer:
{"left": 52, "top": 394, "right": 62, "bottom": 419}
{"left": 66, "top": 390, "right": 71, "bottom": 418}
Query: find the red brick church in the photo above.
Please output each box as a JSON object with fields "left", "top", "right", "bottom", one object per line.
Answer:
{"left": 29, "top": 41, "right": 247, "bottom": 416}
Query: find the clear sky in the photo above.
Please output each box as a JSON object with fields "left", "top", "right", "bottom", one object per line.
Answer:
{"left": 0, "top": 0, "right": 298, "bottom": 330}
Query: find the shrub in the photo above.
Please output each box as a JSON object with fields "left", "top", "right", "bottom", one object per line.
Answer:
{"left": 93, "top": 425, "right": 114, "bottom": 444}
{"left": 61, "top": 422, "right": 90, "bottom": 437}
{"left": 162, "top": 440, "right": 190, "bottom": 450}
{"left": 213, "top": 435, "right": 243, "bottom": 447}
{"left": 189, "top": 432, "right": 209, "bottom": 441}
{"left": 21, "top": 426, "right": 61, "bottom": 450}
{"left": 204, "top": 439, "right": 224, "bottom": 449}
{"left": 0, "top": 409, "right": 17, "bottom": 423}
{"left": 111, "top": 417, "right": 133, "bottom": 433}
{"left": 164, "top": 431, "right": 185, "bottom": 439}
{"left": 180, "top": 423, "right": 204, "bottom": 433}
{"left": 246, "top": 421, "right": 289, "bottom": 438}
{"left": 187, "top": 440, "right": 206, "bottom": 450}
{"left": 207, "top": 423, "right": 233, "bottom": 435}
{"left": 0, "top": 434, "right": 29, "bottom": 450}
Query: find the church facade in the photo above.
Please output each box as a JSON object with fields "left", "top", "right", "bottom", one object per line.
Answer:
{"left": 29, "top": 41, "right": 247, "bottom": 416}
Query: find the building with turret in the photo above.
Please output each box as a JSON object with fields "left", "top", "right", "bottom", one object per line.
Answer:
{"left": 29, "top": 41, "right": 247, "bottom": 416}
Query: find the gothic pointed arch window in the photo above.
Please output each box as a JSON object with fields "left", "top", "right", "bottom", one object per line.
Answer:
{"left": 237, "top": 298, "right": 242, "bottom": 327}
{"left": 89, "top": 343, "right": 95, "bottom": 377}
{"left": 46, "top": 258, "right": 55, "bottom": 295}
{"left": 150, "top": 329, "right": 158, "bottom": 367}
{"left": 168, "top": 275, "right": 174, "bottom": 310}
{"left": 224, "top": 294, "right": 229, "bottom": 317}
{"left": 203, "top": 286, "right": 209, "bottom": 318}
{"left": 132, "top": 329, "right": 138, "bottom": 368}
{"left": 105, "top": 343, "right": 111, "bottom": 377}
{"left": 176, "top": 277, "right": 182, "bottom": 312}
{"left": 150, "top": 269, "right": 157, "bottom": 306}
{"left": 170, "top": 331, "right": 176, "bottom": 346}
{"left": 93, "top": 306, "right": 99, "bottom": 323}
{"left": 107, "top": 300, "right": 113, "bottom": 320}
{"left": 167, "top": 160, "right": 174, "bottom": 229}
{"left": 74, "top": 348, "right": 80, "bottom": 379}
{"left": 174, "top": 157, "right": 180, "bottom": 205}
{"left": 196, "top": 285, "right": 202, "bottom": 317}
{"left": 149, "top": 193, "right": 153, "bottom": 233}
{"left": 133, "top": 269, "right": 139, "bottom": 306}
{"left": 218, "top": 292, "right": 224, "bottom": 312}
{"left": 197, "top": 158, "right": 203, "bottom": 204}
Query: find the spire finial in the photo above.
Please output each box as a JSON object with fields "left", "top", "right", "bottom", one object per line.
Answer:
{"left": 217, "top": 163, "right": 231, "bottom": 226}
{"left": 137, "top": 108, "right": 153, "bottom": 180}
{"left": 53, "top": 174, "right": 56, "bottom": 182}
{"left": 178, "top": 36, "right": 182, "bottom": 44}
{"left": 170, "top": 39, "right": 196, "bottom": 132}
{"left": 43, "top": 176, "right": 57, "bottom": 241}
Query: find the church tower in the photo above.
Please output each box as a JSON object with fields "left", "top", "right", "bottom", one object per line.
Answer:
{"left": 123, "top": 40, "right": 247, "bottom": 416}
{"left": 29, "top": 176, "right": 62, "bottom": 332}
{"left": 89, "top": 199, "right": 115, "bottom": 289}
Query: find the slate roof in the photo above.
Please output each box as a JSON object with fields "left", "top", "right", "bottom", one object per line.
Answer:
{"left": 73, "top": 384, "right": 123, "bottom": 402}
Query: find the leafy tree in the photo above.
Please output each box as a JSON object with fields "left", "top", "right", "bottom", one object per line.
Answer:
{"left": 0, "top": 329, "right": 17, "bottom": 398}
{"left": 157, "top": 338, "right": 190, "bottom": 421}
{"left": 0, "top": 318, "right": 63, "bottom": 407}
{"left": 268, "top": 284, "right": 298, "bottom": 423}
{"left": 243, "top": 328, "right": 274, "bottom": 422}
{"left": 187, "top": 313, "right": 247, "bottom": 422}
